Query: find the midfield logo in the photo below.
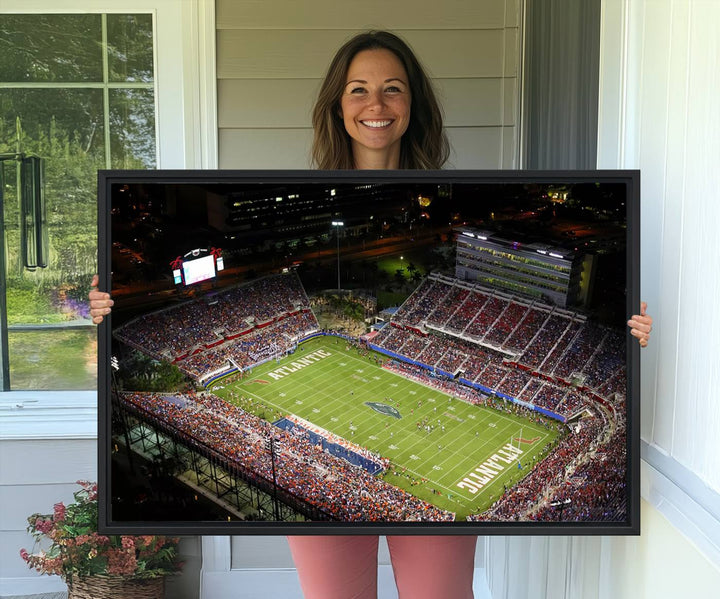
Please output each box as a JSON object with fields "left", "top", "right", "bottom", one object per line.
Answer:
{"left": 365, "top": 402, "right": 402, "bottom": 419}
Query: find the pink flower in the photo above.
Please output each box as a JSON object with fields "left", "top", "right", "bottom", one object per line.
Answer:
{"left": 43, "top": 556, "right": 64, "bottom": 576}
{"left": 34, "top": 518, "right": 54, "bottom": 535}
{"left": 107, "top": 547, "right": 137, "bottom": 576}
{"left": 53, "top": 502, "right": 66, "bottom": 522}
{"left": 121, "top": 536, "right": 135, "bottom": 549}
{"left": 75, "top": 480, "right": 98, "bottom": 501}
{"left": 21, "top": 482, "right": 181, "bottom": 580}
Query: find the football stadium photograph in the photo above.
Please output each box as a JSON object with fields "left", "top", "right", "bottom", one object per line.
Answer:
{"left": 105, "top": 176, "right": 631, "bottom": 528}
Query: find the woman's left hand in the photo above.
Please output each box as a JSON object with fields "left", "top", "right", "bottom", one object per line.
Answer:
{"left": 627, "top": 301, "right": 652, "bottom": 348}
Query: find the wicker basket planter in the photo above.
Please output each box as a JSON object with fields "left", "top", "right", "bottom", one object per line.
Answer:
{"left": 21, "top": 483, "right": 182, "bottom": 598}
{"left": 67, "top": 575, "right": 165, "bottom": 599}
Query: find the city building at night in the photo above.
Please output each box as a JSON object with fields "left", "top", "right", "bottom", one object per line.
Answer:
{"left": 454, "top": 227, "right": 591, "bottom": 307}
{"left": 206, "top": 183, "right": 411, "bottom": 246}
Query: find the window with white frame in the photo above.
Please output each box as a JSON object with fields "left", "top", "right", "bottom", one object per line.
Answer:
{"left": 0, "top": 13, "right": 156, "bottom": 390}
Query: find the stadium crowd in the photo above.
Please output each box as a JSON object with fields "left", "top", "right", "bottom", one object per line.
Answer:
{"left": 366, "top": 273, "right": 630, "bottom": 522}
{"left": 373, "top": 274, "right": 627, "bottom": 420}
{"left": 530, "top": 428, "right": 628, "bottom": 521}
{"left": 425, "top": 286, "right": 470, "bottom": 329}
{"left": 117, "top": 390, "right": 454, "bottom": 522}
{"left": 180, "top": 311, "right": 319, "bottom": 380}
{"left": 115, "top": 274, "right": 320, "bottom": 381}
{"left": 519, "top": 314, "right": 579, "bottom": 369}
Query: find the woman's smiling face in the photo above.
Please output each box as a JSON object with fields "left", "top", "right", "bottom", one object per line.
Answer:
{"left": 340, "top": 48, "right": 411, "bottom": 168}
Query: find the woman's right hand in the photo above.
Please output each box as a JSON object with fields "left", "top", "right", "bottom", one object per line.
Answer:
{"left": 89, "top": 274, "right": 113, "bottom": 324}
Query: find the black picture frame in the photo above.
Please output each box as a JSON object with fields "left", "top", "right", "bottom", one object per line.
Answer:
{"left": 97, "top": 169, "right": 640, "bottom": 536}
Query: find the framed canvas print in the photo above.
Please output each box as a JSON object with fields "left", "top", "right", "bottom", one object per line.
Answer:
{"left": 97, "top": 169, "right": 640, "bottom": 535}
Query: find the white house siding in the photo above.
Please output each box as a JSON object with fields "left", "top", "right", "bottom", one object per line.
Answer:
{"left": 0, "top": 439, "right": 96, "bottom": 596}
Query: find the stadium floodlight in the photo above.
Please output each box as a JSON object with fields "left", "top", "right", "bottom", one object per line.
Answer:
{"left": 332, "top": 221, "right": 344, "bottom": 290}
{"left": 264, "top": 437, "right": 280, "bottom": 521}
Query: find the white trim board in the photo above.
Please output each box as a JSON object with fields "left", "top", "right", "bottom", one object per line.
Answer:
{"left": 200, "top": 566, "right": 492, "bottom": 599}
{"left": 0, "top": 392, "right": 97, "bottom": 440}
{"left": 641, "top": 443, "right": 720, "bottom": 568}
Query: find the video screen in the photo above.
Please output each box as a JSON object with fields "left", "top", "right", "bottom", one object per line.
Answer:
{"left": 181, "top": 254, "right": 216, "bottom": 285}
{"left": 98, "top": 170, "right": 640, "bottom": 535}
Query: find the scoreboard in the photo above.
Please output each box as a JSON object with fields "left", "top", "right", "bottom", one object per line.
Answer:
{"left": 171, "top": 247, "right": 224, "bottom": 285}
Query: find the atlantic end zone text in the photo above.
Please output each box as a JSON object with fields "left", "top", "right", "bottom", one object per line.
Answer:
{"left": 267, "top": 349, "right": 333, "bottom": 380}
{"left": 457, "top": 443, "right": 524, "bottom": 494}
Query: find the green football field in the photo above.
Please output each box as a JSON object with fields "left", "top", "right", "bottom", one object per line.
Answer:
{"left": 210, "top": 336, "right": 562, "bottom": 520}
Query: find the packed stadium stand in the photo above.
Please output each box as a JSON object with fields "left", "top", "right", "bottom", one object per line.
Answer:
{"left": 115, "top": 273, "right": 320, "bottom": 382}
{"left": 372, "top": 273, "right": 626, "bottom": 419}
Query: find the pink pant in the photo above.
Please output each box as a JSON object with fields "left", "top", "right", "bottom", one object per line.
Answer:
{"left": 287, "top": 535, "right": 476, "bottom": 599}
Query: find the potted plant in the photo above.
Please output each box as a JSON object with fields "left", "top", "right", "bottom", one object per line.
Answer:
{"left": 20, "top": 480, "right": 182, "bottom": 599}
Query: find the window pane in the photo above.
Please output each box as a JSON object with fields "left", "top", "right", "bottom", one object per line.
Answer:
{"left": 0, "top": 89, "right": 106, "bottom": 161}
{"left": 8, "top": 328, "right": 97, "bottom": 390}
{"left": 1, "top": 88, "right": 104, "bottom": 285}
{"left": 0, "top": 14, "right": 103, "bottom": 82}
{"left": 107, "top": 14, "right": 154, "bottom": 83}
{"left": 110, "top": 88, "right": 157, "bottom": 168}
{"left": 2, "top": 89, "right": 103, "bottom": 390}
